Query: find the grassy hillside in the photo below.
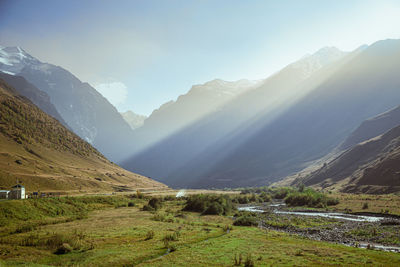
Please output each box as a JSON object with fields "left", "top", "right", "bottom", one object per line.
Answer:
{"left": 0, "top": 79, "right": 166, "bottom": 193}
{"left": 0, "top": 72, "right": 68, "bottom": 128}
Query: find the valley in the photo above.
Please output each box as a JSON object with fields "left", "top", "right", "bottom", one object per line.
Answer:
{"left": 1, "top": 191, "right": 400, "bottom": 266}
{"left": 1, "top": 2, "right": 400, "bottom": 266}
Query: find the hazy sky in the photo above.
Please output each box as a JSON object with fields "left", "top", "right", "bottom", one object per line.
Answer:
{"left": 1, "top": 0, "right": 400, "bottom": 115}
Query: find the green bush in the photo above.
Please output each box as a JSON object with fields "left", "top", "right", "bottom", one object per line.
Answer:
{"left": 203, "top": 202, "right": 224, "bottom": 215}
{"left": 163, "top": 232, "right": 180, "bottom": 242}
{"left": 284, "top": 188, "right": 339, "bottom": 208}
{"left": 143, "top": 197, "right": 163, "bottom": 211}
{"left": 54, "top": 243, "right": 73, "bottom": 255}
{"left": 183, "top": 194, "right": 234, "bottom": 215}
{"left": 259, "top": 192, "right": 271, "bottom": 202}
{"left": 272, "top": 187, "right": 294, "bottom": 199}
{"left": 233, "top": 216, "right": 258, "bottom": 226}
{"left": 235, "top": 196, "right": 250, "bottom": 204}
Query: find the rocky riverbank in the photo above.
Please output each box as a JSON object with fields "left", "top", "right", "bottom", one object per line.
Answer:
{"left": 238, "top": 202, "right": 400, "bottom": 253}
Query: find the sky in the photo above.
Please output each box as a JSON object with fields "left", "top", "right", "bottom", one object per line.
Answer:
{"left": 0, "top": 0, "right": 400, "bottom": 115}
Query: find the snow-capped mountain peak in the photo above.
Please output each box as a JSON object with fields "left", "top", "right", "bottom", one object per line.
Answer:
{"left": 291, "top": 46, "right": 348, "bottom": 78}
{"left": 0, "top": 46, "right": 40, "bottom": 75}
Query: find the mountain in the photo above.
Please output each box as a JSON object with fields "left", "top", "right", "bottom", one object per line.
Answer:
{"left": 122, "top": 46, "right": 350, "bottom": 187}
{"left": 180, "top": 39, "right": 400, "bottom": 188}
{"left": 0, "top": 78, "right": 166, "bottom": 192}
{"left": 339, "top": 105, "right": 400, "bottom": 150}
{"left": 296, "top": 124, "right": 400, "bottom": 194}
{"left": 0, "top": 72, "right": 66, "bottom": 126}
{"left": 121, "top": 110, "right": 147, "bottom": 130}
{"left": 127, "top": 78, "right": 259, "bottom": 155}
{"left": 0, "top": 46, "right": 134, "bottom": 162}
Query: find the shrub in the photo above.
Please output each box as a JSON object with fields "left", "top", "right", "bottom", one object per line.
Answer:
{"left": 162, "top": 232, "right": 180, "bottom": 248}
{"left": 233, "top": 216, "right": 258, "bottom": 226}
{"left": 272, "top": 187, "right": 293, "bottom": 199}
{"left": 326, "top": 198, "right": 339, "bottom": 206}
{"left": 298, "top": 183, "right": 305, "bottom": 193}
{"left": 259, "top": 192, "right": 271, "bottom": 202}
{"left": 362, "top": 202, "right": 369, "bottom": 210}
{"left": 143, "top": 197, "right": 162, "bottom": 211}
{"left": 183, "top": 194, "right": 234, "bottom": 215}
{"left": 236, "top": 196, "right": 250, "bottom": 204}
{"left": 284, "top": 188, "right": 339, "bottom": 208}
{"left": 249, "top": 194, "right": 258, "bottom": 202}
{"left": 203, "top": 202, "right": 224, "bottom": 215}
{"left": 163, "top": 231, "right": 180, "bottom": 242}
{"left": 54, "top": 243, "right": 73, "bottom": 255}
{"left": 128, "top": 202, "right": 135, "bottom": 207}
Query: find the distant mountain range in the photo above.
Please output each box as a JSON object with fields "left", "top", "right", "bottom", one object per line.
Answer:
{"left": 127, "top": 78, "right": 259, "bottom": 156}
{"left": 121, "top": 110, "right": 147, "bottom": 130}
{"left": 2, "top": 39, "right": 400, "bottom": 193}
{"left": 122, "top": 39, "right": 400, "bottom": 190}
{"left": 121, "top": 46, "right": 350, "bottom": 186}
{"left": 0, "top": 46, "right": 134, "bottom": 162}
{"left": 0, "top": 78, "right": 165, "bottom": 192}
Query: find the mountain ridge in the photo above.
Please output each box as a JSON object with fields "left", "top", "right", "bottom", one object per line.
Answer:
{"left": 0, "top": 72, "right": 67, "bottom": 127}
{"left": 122, "top": 45, "right": 352, "bottom": 187}
{"left": 0, "top": 46, "right": 135, "bottom": 162}
{"left": 0, "top": 78, "right": 166, "bottom": 192}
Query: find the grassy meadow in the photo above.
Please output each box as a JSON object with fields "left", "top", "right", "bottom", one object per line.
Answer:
{"left": 0, "top": 192, "right": 400, "bottom": 266}
{"left": 331, "top": 193, "right": 400, "bottom": 216}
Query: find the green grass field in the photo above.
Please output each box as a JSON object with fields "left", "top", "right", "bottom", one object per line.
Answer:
{"left": 0, "top": 195, "right": 400, "bottom": 266}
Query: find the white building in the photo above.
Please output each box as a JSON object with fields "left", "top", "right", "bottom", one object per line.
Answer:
{"left": 9, "top": 184, "right": 25, "bottom": 199}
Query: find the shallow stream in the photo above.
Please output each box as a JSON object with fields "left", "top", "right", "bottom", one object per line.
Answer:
{"left": 237, "top": 203, "right": 400, "bottom": 253}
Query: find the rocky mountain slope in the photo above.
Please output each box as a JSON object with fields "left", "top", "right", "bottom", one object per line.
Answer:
{"left": 0, "top": 46, "right": 134, "bottom": 162}
{"left": 339, "top": 105, "right": 400, "bottom": 150}
{"left": 288, "top": 103, "right": 400, "bottom": 194}
{"left": 0, "top": 78, "right": 166, "bottom": 192}
{"left": 297, "top": 124, "right": 400, "bottom": 194}
{"left": 184, "top": 39, "right": 400, "bottom": 189}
